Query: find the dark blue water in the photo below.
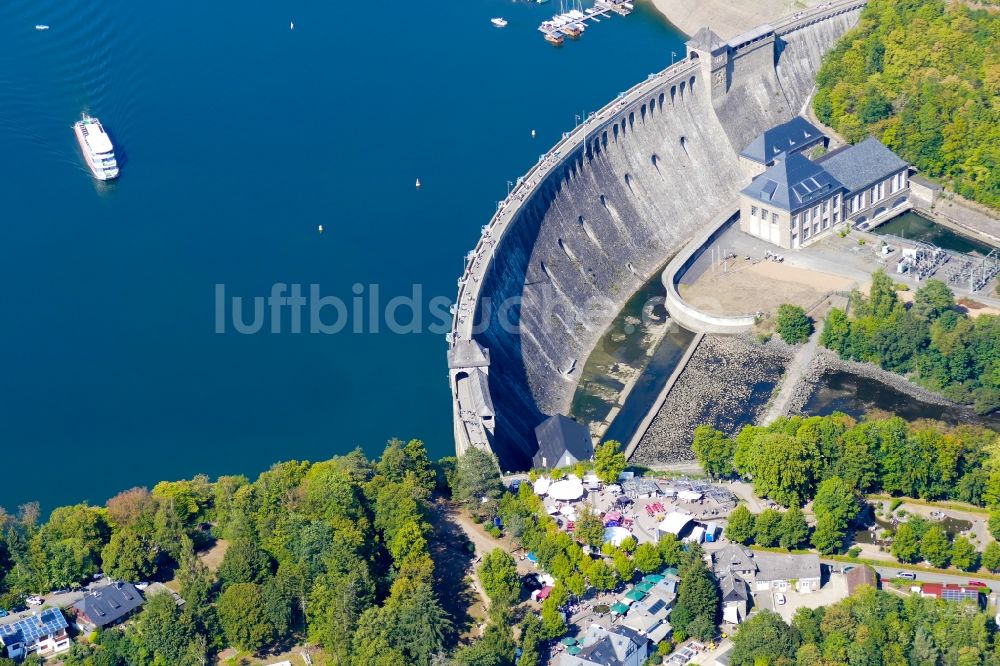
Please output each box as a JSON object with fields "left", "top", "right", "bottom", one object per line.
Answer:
{"left": 0, "top": 0, "right": 686, "bottom": 510}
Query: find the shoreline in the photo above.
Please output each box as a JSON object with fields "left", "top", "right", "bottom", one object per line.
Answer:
{"left": 647, "top": 0, "right": 824, "bottom": 39}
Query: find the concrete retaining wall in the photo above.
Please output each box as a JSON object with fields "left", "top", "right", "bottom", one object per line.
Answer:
{"left": 661, "top": 207, "right": 757, "bottom": 334}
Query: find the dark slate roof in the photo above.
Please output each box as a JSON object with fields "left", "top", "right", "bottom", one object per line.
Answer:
{"left": 754, "top": 552, "right": 821, "bottom": 582}
{"left": 817, "top": 137, "right": 908, "bottom": 194}
{"left": 0, "top": 609, "right": 68, "bottom": 647}
{"left": 719, "top": 573, "right": 749, "bottom": 602}
{"left": 73, "top": 582, "right": 145, "bottom": 628}
{"left": 713, "top": 544, "right": 757, "bottom": 576}
{"left": 687, "top": 27, "right": 726, "bottom": 53}
{"left": 740, "top": 117, "right": 825, "bottom": 165}
{"left": 741, "top": 152, "right": 845, "bottom": 213}
{"left": 533, "top": 415, "right": 593, "bottom": 468}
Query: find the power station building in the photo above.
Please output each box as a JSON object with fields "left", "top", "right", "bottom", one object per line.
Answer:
{"left": 738, "top": 119, "right": 911, "bottom": 249}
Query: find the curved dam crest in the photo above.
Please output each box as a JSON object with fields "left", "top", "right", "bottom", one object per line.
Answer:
{"left": 449, "top": 1, "right": 866, "bottom": 471}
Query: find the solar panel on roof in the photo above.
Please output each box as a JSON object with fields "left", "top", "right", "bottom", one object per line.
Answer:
{"left": 647, "top": 599, "right": 666, "bottom": 614}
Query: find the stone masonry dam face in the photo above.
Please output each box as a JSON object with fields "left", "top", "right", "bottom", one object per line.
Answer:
{"left": 453, "top": 4, "right": 864, "bottom": 470}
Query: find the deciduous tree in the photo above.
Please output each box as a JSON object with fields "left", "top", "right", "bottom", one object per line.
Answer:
{"left": 776, "top": 304, "right": 813, "bottom": 344}
{"left": 779, "top": 505, "right": 810, "bottom": 550}
{"left": 691, "top": 426, "right": 735, "bottom": 479}
{"left": 478, "top": 549, "right": 519, "bottom": 608}
{"left": 725, "top": 506, "right": 756, "bottom": 545}
{"left": 593, "top": 441, "right": 627, "bottom": 484}
{"left": 920, "top": 526, "right": 951, "bottom": 568}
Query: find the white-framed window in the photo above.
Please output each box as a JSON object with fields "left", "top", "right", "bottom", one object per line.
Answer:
{"left": 751, "top": 205, "right": 758, "bottom": 217}
{"left": 762, "top": 208, "right": 769, "bottom": 218}
{"left": 772, "top": 213, "right": 779, "bottom": 224}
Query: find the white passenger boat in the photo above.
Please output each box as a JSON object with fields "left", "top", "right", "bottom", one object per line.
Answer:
{"left": 35, "top": 24, "right": 49, "bottom": 30}
{"left": 491, "top": 17, "right": 508, "bottom": 27}
{"left": 73, "top": 115, "right": 119, "bottom": 180}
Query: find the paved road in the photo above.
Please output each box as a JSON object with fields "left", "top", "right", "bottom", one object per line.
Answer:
{"left": 821, "top": 559, "right": 994, "bottom": 589}
{"left": 0, "top": 589, "right": 84, "bottom": 627}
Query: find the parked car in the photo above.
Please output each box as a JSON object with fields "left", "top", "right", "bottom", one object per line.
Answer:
{"left": 968, "top": 581, "right": 988, "bottom": 588}
{"left": 842, "top": 566, "right": 856, "bottom": 574}
{"left": 26, "top": 596, "right": 44, "bottom": 606}
{"left": 135, "top": 582, "right": 150, "bottom": 591}
{"left": 775, "top": 593, "right": 786, "bottom": 605}
{"left": 897, "top": 572, "right": 917, "bottom": 581}
{"left": 92, "top": 573, "right": 105, "bottom": 581}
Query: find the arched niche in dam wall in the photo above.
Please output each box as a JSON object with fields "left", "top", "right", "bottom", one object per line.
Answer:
{"left": 460, "top": 5, "right": 865, "bottom": 470}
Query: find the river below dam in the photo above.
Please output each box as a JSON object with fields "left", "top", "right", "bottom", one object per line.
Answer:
{"left": 873, "top": 211, "right": 999, "bottom": 255}
{"left": 803, "top": 370, "right": 1000, "bottom": 431}
{"left": 0, "top": 0, "right": 687, "bottom": 510}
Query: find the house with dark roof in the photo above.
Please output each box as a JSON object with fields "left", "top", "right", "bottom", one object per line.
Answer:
{"left": 532, "top": 414, "right": 593, "bottom": 469}
{"left": 558, "top": 625, "right": 650, "bottom": 666}
{"left": 738, "top": 128, "right": 911, "bottom": 248}
{"left": 71, "top": 582, "right": 146, "bottom": 632}
{"left": 740, "top": 117, "right": 827, "bottom": 176}
{"left": 712, "top": 544, "right": 757, "bottom": 579}
{"left": 0, "top": 608, "right": 71, "bottom": 660}
{"left": 719, "top": 573, "right": 751, "bottom": 624}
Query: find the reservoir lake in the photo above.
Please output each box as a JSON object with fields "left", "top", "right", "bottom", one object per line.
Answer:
{"left": 0, "top": 0, "right": 687, "bottom": 510}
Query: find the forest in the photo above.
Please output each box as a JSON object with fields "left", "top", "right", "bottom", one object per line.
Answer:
{"left": 819, "top": 270, "right": 1000, "bottom": 414}
{"left": 693, "top": 412, "right": 999, "bottom": 558}
{"left": 729, "top": 587, "right": 1000, "bottom": 666}
{"left": 812, "top": 0, "right": 1000, "bottom": 207}
{"left": 0, "top": 439, "right": 495, "bottom": 665}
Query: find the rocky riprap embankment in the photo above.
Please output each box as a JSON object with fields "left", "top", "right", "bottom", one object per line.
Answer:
{"left": 783, "top": 347, "right": 955, "bottom": 415}
{"left": 631, "top": 334, "right": 793, "bottom": 465}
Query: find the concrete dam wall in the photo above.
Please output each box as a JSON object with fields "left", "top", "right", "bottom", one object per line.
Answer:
{"left": 449, "top": 1, "right": 865, "bottom": 471}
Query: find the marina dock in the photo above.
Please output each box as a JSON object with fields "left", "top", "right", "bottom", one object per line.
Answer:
{"left": 538, "top": 0, "right": 634, "bottom": 45}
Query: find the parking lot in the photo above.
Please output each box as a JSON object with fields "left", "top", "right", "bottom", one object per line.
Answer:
{"left": 755, "top": 572, "right": 849, "bottom": 623}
